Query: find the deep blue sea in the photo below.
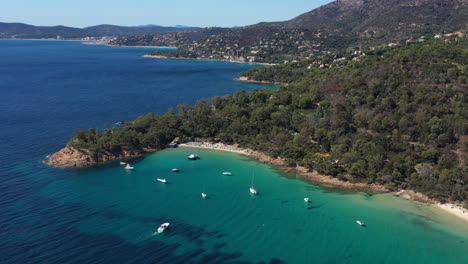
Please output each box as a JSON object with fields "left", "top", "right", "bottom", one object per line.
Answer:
{"left": 0, "top": 40, "right": 467, "bottom": 264}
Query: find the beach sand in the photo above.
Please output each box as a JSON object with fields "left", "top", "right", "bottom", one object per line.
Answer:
{"left": 179, "top": 142, "right": 250, "bottom": 155}
{"left": 435, "top": 203, "right": 468, "bottom": 222}
{"left": 179, "top": 141, "right": 468, "bottom": 223}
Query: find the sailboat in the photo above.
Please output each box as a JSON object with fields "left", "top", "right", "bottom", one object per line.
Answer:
{"left": 124, "top": 164, "right": 134, "bottom": 170}
{"left": 249, "top": 173, "right": 258, "bottom": 195}
{"left": 201, "top": 184, "right": 208, "bottom": 198}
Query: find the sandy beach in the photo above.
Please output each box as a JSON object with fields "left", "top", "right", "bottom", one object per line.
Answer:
{"left": 435, "top": 203, "right": 468, "bottom": 222}
{"left": 179, "top": 142, "right": 251, "bottom": 155}
{"left": 178, "top": 141, "right": 468, "bottom": 223}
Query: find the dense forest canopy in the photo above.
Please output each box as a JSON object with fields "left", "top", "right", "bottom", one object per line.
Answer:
{"left": 67, "top": 37, "right": 467, "bottom": 206}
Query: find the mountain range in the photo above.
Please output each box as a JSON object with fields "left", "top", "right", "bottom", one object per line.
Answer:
{"left": 0, "top": 22, "right": 199, "bottom": 39}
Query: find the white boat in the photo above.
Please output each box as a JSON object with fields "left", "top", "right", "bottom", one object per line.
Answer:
{"left": 157, "top": 178, "right": 167, "bottom": 184}
{"left": 188, "top": 154, "right": 199, "bottom": 160}
{"left": 201, "top": 193, "right": 207, "bottom": 198}
{"left": 304, "top": 198, "right": 310, "bottom": 203}
{"left": 249, "top": 187, "right": 258, "bottom": 195}
{"left": 119, "top": 161, "right": 127, "bottom": 165}
{"left": 124, "top": 164, "right": 134, "bottom": 170}
{"left": 250, "top": 173, "right": 258, "bottom": 195}
{"left": 172, "top": 168, "right": 180, "bottom": 172}
{"left": 222, "top": 172, "right": 232, "bottom": 175}
{"left": 157, "top": 222, "right": 170, "bottom": 233}
{"left": 356, "top": 221, "right": 365, "bottom": 226}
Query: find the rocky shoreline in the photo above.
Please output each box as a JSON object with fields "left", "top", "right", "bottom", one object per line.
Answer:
{"left": 234, "top": 76, "right": 286, "bottom": 85}
{"left": 180, "top": 142, "right": 468, "bottom": 222}
{"left": 143, "top": 54, "right": 277, "bottom": 66}
{"left": 45, "top": 142, "right": 467, "bottom": 222}
{"left": 44, "top": 147, "right": 155, "bottom": 168}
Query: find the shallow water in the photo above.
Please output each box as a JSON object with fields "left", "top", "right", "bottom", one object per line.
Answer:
{"left": 0, "top": 40, "right": 466, "bottom": 264}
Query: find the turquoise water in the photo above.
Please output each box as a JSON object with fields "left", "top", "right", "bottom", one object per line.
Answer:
{"left": 0, "top": 40, "right": 466, "bottom": 263}
{"left": 38, "top": 148, "right": 468, "bottom": 263}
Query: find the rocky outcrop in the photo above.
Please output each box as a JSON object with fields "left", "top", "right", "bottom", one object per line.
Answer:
{"left": 45, "top": 147, "right": 151, "bottom": 168}
{"left": 235, "top": 76, "right": 285, "bottom": 85}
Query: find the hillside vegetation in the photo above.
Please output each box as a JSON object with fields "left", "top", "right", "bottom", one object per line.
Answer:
{"left": 131, "top": 0, "right": 468, "bottom": 63}
{"left": 64, "top": 37, "right": 468, "bottom": 205}
{"left": 110, "top": 27, "right": 232, "bottom": 47}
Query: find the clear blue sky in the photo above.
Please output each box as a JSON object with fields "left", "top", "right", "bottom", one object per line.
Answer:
{"left": 1, "top": 0, "right": 333, "bottom": 28}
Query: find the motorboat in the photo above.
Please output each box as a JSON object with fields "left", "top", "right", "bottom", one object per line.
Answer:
{"left": 201, "top": 193, "right": 207, "bottom": 198}
{"left": 157, "top": 222, "right": 170, "bottom": 233}
{"left": 356, "top": 221, "right": 365, "bottom": 226}
{"left": 249, "top": 187, "right": 258, "bottom": 195}
{"left": 188, "top": 154, "right": 199, "bottom": 160}
{"left": 172, "top": 168, "right": 180, "bottom": 172}
{"left": 119, "top": 161, "right": 127, "bottom": 165}
{"left": 157, "top": 178, "right": 167, "bottom": 184}
{"left": 124, "top": 164, "right": 134, "bottom": 170}
{"left": 250, "top": 173, "right": 258, "bottom": 195}
{"left": 222, "top": 172, "right": 233, "bottom": 175}
{"left": 304, "top": 198, "right": 310, "bottom": 203}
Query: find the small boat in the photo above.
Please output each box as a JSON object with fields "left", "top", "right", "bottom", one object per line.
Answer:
{"left": 124, "top": 164, "right": 134, "bottom": 170}
{"left": 201, "top": 193, "right": 207, "bottom": 198}
{"left": 249, "top": 187, "right": 258, "bottom": 195}
{"left": 249, "top": 173, "right": 258, "bottom": 195}
{"left": 157, "top": 178, "right": 167, "bottom": 184}
{"left": 356, "top": 221, "right": 365, "bottom": 226}
{"left": 304, "top": 198, "right": 310, "bottom": 203}
{"left": 172, "top": 168, "right": 180, "bottom": 172}
{"left": 188, "top": 154, "right": 199, "bottom": 160}
{"left": 157, "top": 222, "right": 170, "bottom": 233}
{"left": 222, "top": 172, "right": 233, "bottom": 175}
{"left": 119, "top": 161, "right": 127, "bottom": 165}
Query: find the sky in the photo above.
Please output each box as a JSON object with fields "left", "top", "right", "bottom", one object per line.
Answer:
{"left": 0, "top": 0, "right": 334, "bottom": 28}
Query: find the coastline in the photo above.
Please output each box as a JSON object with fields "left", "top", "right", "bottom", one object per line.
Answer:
{"left": 143, "top": 54, "right": 277, "bottom": 66}
{"left": 179, "top": 142, "right": 250, "bottom": 155}
{"left": 0, "top": 38, "right": 87, "bottom": 42}
{"left": 45, "top": 141, "right": 467, "bottom": 222}
{"left": 394, "top": 189, "right": 468, "bottom": 222}
{"left": 178, "top": 141, "right": 468, "bottom": 222}
{"left": 234, "top": 77, "right": 286, "bottom": 85}
{"left": 435, "top": 203, "right": 468, "bottom": 222}
{"left": 107, "top": 44, "right": 178, "bottom": 49}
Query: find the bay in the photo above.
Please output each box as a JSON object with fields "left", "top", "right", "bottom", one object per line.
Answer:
{"left": 0, "top": 40, "right": 466, "bottom": 264}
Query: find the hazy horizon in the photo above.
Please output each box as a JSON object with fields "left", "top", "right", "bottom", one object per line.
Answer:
{"left": 1, "top": 0, "right": 333, "bottom": 28}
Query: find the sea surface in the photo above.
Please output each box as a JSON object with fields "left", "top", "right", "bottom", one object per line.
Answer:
{"left": 0, "top": 39, "right": 467, "bottom": 264}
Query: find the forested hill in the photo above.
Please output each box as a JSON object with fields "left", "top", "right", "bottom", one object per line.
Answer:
{"left": 109, "top": 27, "right": 233, "bottom": 47}
{"left": 143, "top": 0, "right": 468, "bottom": 63}
{"left": 52, "top": 36, "right": 467, "bottom": 206}
{"left": 0, "top": 22, "right": 199, "bottom": 39}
